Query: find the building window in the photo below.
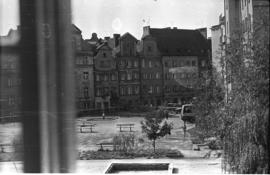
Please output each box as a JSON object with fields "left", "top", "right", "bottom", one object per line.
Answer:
{"left": 164, "top": 61, "right": 168, "bottom": 67}
{"left": 142, "top": 59, "right": 145, "bottom": 68}
{"left": 201, "top": 60, "right": 206, "bottom": 67}
{"left": 111, "top": 73, "right": 117, "bottom": 81}
{"left": 96, "top": 88, "right": 102, "bottom": 96}
{"left": 173, "top": 60, "right": 177, "bottom": 67}
{"left": 149, "top": 73, "right": 153, "bottom": 79}
{"left": 120, "top": 87, "right": 125, "bottom": 96}
{"left": 134, "top": 86, "right": 140, "bottom": 94}
{"left": 156, "top": 86, "right": 160, "bottom": 93}
{"left": 104, "top": 73, "right": 108, "bottom": 81}
{"left": 96, "top": 74, "right": 100, "bottom": 81}
{"left": 127, "top": 86, "right": 132, "bottom": 95}
{"left": 192, "top": 60, "right": 196, "bottom": 67}
{"left": 83, "top": 72, "right": 89, "bottom": 80}
{"left": 149, "top": 60, "right": 152, "bottom": 68}
{"left": 186, "top": 60, "right": 191, "bottom": 66}
{"left": 155, "top": 72, "right": 160, "bottom": 79}
{"left": 133, "top": 72, "right": 139, "bottom": 80}
{"left": 172, "top": 73, "right": 176, "bottom": 79}
{"left": 147, "top": 46, "right": 152, "bottom": 52}
{"left": 84, "top": 87, "right": 89, "bottom": 98}
{"left": 148, "top": 86, "right": 153, "bottom": 94}
{"left": 134, "top": 60, "right": 138, "bottom": 68}
{"left": 83, "top": 56, "right": 88, "bottom": 64}
{"left": 103, "top": 53, "right": 107, "bottom": 57}
{"left": 127, "top": 72, "right": 132, "bottom": 80}
{"left": 127, "top": 60, "right": 132, "bottom": 68}
{"left": 120, "top": 72, "right": 126, "bottom": 80}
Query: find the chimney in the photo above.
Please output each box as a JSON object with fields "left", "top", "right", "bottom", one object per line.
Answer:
{"left": 142, "top": 26, "right": 150, "bottom": 38}
{"left": 196, "top": 28, "right": 207, "bottom": 39}
{"left": 104, "top": 36, "right": 110, "bottom": 41}
{"left": 113, "top": 34, "right": 120, "bottom": 47}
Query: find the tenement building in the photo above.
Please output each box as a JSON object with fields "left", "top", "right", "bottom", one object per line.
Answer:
{"left": 72, "top": 25, "right": 95, "bottom": 114}
{"left": 139, "top": 28, "right": 164, "bottom": 106}
{"left": 0, "top": 28, "right": 21, "bottom": 122}
{"left": 94, "top": 42, "right": 119, "bottom": 111}
{"left": 115, "top": 33, "right": 141, "bottom": 108}
{"left": 141, "top": 26, "right": 211, "bottom": 105}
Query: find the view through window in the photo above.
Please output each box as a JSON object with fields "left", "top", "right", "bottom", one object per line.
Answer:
{"left": 1, "top": 0, "right": 269, "bottom": 174}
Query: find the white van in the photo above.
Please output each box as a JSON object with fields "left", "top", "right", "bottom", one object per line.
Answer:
{"left": 180, "top": 104, "right": 195, "bottom": 123}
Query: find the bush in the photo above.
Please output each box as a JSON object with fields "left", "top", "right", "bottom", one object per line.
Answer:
{"left": 112, "top": 133, "right": 135, "bottom": 152}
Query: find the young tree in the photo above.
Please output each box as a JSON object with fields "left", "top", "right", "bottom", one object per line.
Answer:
{"left": 140, "top": 109, "right": 173, "bottom": 152}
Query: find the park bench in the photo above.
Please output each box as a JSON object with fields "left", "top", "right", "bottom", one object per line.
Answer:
{"left": 0, "top": 143, "right": 22, "bottom": 153}
{"left": 79, "top": 123, "right": 96, "bottom": 133}
{"left": 96, "top": 142, "right": 115, "bottom": 151}
{"left": 116, "top": 123, "right": 135, "bottom": 132}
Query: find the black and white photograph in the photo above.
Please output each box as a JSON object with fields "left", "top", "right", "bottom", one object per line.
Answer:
{"left": 0, "top": 0, "right": 269, "bottom": 174}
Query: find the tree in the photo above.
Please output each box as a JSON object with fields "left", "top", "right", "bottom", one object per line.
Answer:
{"left": 194, "top": 10, "right": 269, "bottom": 173}
{"left": 140, "top": 109, "right": 173, "bottom": 152}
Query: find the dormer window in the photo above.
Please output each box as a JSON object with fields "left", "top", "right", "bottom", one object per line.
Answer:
{"left": 147, "top": 46, "right": 152, "bottom": 52}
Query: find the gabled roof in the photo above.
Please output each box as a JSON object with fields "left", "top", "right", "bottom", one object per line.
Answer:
{"left": 146, "top": 28, "right": 209, "bottom": 56}
{"left": 120, "top": 32, "right": 138, "bottom": 41}
{"left": 72, "top": 24, "right": 82, "bottom": 34}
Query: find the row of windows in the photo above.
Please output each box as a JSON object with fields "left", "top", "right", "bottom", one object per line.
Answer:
{"left": 99, "top": 60, "right": 112, "bottom": 68}
{"left": 120, "top": 86, "right": 140, "bottom": 96}
{"left": 7, "top": 96, "right": 21, "bottom": 105}
{"left": 142, "top": 72, "right": 161, "bottom": 80}
{"left": 141, "top": 59, "right": 160, "bottom": 68}
{"left": 76, "top": 56, "right": 93, "bottom": 65}
{"left": 165, "top": 72, "right": 197, "bottom": 80}
{"left": 7, "top": 78, "right": 21, "bottom": 88}
{"left": 96, "top": 87, "right": 117, "bottom": 97}
{"left": 96, "top": 73, "right": 117, "bottom": 81}
{"left": 120, "top": 72, "right": 139, "bottom": 81}
{"left": 142, "top": 85, "right": 161, "bottom": 94}
{"left": 118, "top": 60, "right": 139, "bottom": 68}
{"left": 164, "top": 60, "right": 197, "bottom": 67}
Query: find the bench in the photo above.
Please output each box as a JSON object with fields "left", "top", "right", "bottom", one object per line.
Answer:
{"left": 96, "top": 142, "right": 115, "bottom": 151}
{"left": 0, "top": 144, "right": 12, "bottom": 153}
{"left": 0, "top": 144, "right": 22, "bottom": 153}
{"left": 79, "top": 123, "right": 96, "bottom": 133}
{"left": 116, "top": 123, "right": 135, "bottom": 132}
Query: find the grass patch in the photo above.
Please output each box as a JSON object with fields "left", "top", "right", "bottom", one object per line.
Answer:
{"left": 79, "top": 148, "right": 184, "bottom": 160}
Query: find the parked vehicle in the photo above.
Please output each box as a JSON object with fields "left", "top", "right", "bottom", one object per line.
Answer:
{"left": 180, "top": 104, "right": 195, "bottom": 123}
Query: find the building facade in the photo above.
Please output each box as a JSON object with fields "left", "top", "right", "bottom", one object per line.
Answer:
{"left": 72, "top": 25, "right": 95, "bottom": 114}
{"left": 141, "top": 26, "right": 210, "bottom": 105}
{"left": 94, "top": 42, "right": 119, "bottom": 110}
{"left": 223, "top": 0, "right": 269, "bottom": 101}
{"left": 116, "top": 33, "right": 141, "bottom": 108}
{"left": 139, "top": 29, "right": 163, "bottom": 106}
{"left": 0, "top": 28, "right": 21, "bottom": 122}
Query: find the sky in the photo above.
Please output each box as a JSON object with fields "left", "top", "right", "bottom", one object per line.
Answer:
{"left": 0, "top": 0, "right": 224, "bottom": 39}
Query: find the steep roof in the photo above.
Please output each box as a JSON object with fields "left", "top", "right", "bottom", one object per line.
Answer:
{"left": 72, "top": 24, "right": 82, "bottom": 34}
{"left": 120, "top": 32, "right": 138, "bottom": 41}
{"left": 147, "top": 28, "right": 209, "bottom": 56}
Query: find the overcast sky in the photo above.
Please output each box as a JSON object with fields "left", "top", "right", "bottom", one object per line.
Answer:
{"left": 0, "top": 0, "right": 224, "bottom": 39}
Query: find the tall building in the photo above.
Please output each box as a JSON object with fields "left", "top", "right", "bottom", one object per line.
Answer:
{"left": 139, "top": 27, "right": 164, "bottom": 106}
{"left": 72, "top": 25, "right": 95, "bottom": 114}
{"left": 141, "top": 26, "right": 211, "bottom": 105}
{"left": 0, "top": 28, "right": 21, "bottom": 122}
{"left": 115, "top": 33, "right": 141, "bottom": 108}
{"left": 94, "top": 42, "right": 119, "bottom": 111}
{"left": 223, "top": 0, "right": 269, "bottom": 101}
